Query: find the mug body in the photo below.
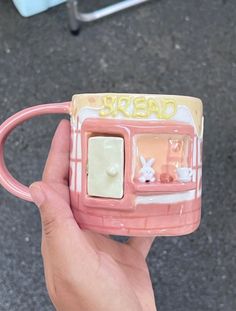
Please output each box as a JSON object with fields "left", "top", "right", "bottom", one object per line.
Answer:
{"left": 68, "top": 93, "right": 204, "bottom": 236}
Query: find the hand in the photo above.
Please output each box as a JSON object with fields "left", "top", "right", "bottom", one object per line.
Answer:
{"left": 30, "top": 120, "right": 157, "bottom": 311}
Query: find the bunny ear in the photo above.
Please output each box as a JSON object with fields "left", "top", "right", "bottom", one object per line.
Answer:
{"left": 147, "top": 158, "right": 155, "bottom": 167}
{"left": 140, "top": 155, "right": 146, "bottom": 166}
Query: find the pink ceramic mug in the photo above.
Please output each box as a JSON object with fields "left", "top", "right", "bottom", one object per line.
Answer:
{"left": 0, "top": 93, "right": 204, "bottom": 236}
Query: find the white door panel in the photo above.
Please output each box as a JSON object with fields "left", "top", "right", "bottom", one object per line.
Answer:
{"left": 87, "top": 136, "right": 124, "bottom": 199}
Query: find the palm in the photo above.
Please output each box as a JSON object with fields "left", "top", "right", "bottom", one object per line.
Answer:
{"left": 84, "top": 231, "right": 156, "bottom": 310}
{"left": 46, "top": 180, "right": 156, "bottom": 310}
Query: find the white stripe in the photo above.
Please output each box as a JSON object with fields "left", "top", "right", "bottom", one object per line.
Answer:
{"left": 197, "top": 168, "right": 202, "bottom": 198}
{"left": 198, "top": 138, "right": 202, "bottom": 165}
{"left": 135, "top": 190, "right": 196, "bottom": 205}
{"left": 192, "top": 169, "right": 196, "bottom": 182}
{"left": 193, "top": 137, "right": 197, "bottom": 166}
{"left": 76, "top": 116, "right": 80, "bottom": 130}
{"left": 76, "top": 162, "right": 82, "bottom": 192}
{"left": 77, "top": 134, "right": 81, "bottom": 158}
{"left": 200, "top": 116, "right": 204, "bottom": 139}
{"left": 71, "top": 131, "right": 77, "bottom": 159}
{"left": 69, "top": 162, "right": 76, "bottom": 191}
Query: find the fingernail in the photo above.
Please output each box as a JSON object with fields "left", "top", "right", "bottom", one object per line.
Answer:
{"left": 29, "top": 184, "right": 45, "bottom": 207}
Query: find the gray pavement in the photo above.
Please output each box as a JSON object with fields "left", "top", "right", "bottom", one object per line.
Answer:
{"left": 0, "top": 0, "right": 236, "bottom": 310}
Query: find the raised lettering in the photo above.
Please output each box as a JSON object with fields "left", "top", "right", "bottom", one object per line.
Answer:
{"left": 133, "top": 97, "right": 148, "bottom": 118}
{"left": 99, "top": 96, "right": 116, "bottom": 117}
{"left": 117, "top": 96, "right": 131, "bottom": 117}
{"left": 147, "top": 99, "right": 161, "bottom": 118}
{"left": 161, "top": 99, "right": 177, "bottom": 119}
{"left": 99, "top": 96, "right": 177, "bottom": 119}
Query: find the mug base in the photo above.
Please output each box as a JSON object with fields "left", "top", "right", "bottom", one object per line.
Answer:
{"left": 79, "top": 220, "right": 201, "bottom": 237}
{"left": 71, "top": 194, "right": 202, "bottom": 237}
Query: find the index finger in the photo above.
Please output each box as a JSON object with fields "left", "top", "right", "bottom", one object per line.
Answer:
{"left": 43, "top": 119, "right": 70, "bottom": 185}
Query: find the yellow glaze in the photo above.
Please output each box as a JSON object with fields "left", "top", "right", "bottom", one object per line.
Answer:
{"left": 71, "top": 93, "right": 203, "bottom": 136}
{"left": 87, "top": 136, "right": 124, "bottom": 199}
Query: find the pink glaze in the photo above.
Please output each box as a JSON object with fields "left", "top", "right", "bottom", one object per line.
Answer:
{"left": 0, "top": 102, "right": 70, "bottom": 201}
{"left": 71, "top": 191, "right": 201, "bottom": 236}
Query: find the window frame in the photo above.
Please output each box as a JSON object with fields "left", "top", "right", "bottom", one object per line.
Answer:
{"left": 81, "top": 118, "right": 196, "bottom": 210}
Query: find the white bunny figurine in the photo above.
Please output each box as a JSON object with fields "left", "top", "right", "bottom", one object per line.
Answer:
{"left": 139, "top": 156, "right": 156, "bottom": 183}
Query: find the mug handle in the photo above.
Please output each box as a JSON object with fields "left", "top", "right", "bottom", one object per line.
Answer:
{"left": 0, "top": 102, "right": 70, "bottom": 201}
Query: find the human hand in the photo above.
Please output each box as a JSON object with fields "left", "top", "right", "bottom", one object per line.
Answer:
{"left": 30, "top": 120, "right": 157, "bottom": 311}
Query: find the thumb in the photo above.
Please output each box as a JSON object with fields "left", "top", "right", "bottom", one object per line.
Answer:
{"left": 29, "top": 181, "right": 77, "bottom": 238}
{"left": 29, "top": 182, "right": 96, "bottom": 276}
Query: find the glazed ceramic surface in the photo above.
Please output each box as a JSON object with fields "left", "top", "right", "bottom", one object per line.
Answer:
{"left": 0, "top": 93, "right": 204, "bottom": 236}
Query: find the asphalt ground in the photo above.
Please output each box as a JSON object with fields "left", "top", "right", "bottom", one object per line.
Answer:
{"left": 0, "top": 0, "right": 235, "bottom": 310}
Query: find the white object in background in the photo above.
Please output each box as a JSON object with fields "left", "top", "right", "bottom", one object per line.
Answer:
{"left": 87, "top": 136, "right": 124, "bottom": 199}
{"left": 12, "top": 0, "right": 66, "bottom": 17}
{"left": 176, "top": 167, "right": 193, "bottom": 183}
{"left": 67, "top": 0, "right": 152, "bottom": 34}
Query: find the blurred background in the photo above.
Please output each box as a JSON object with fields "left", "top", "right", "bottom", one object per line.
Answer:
{"left": 0, "top": 0, "right": 235, "bottom": 310}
